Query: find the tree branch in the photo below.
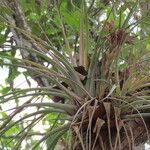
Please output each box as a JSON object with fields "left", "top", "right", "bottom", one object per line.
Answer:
{"left": 2, "top": 0, "right": 51, "bottom": 87}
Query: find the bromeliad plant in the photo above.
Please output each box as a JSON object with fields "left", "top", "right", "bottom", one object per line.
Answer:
{"left": 0, "top": 0, "right": 150, "bottom": 150}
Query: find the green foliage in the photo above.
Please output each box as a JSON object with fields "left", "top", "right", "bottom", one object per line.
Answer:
{"left": 0, "top": 0, "right": 150, "bottom": 149}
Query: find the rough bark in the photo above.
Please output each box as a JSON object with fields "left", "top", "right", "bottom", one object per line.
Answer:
{"left": 2, "top": 0, "right": 51, "bottom": 87}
